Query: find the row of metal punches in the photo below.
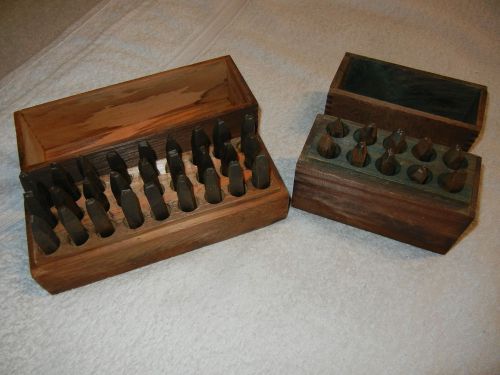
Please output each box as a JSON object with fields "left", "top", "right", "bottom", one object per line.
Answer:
{"left": 21, "top": 115, "right": 273, "bottom": 255}
{"left": 313, "top": 116, "right": 476, "bottom": 194}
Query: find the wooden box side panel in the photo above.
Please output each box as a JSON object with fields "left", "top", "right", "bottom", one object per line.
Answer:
{"left": 226, "top": 55, "right": 258, "bottom": 106}
{"left": 292, "top": 161, "right": 474, "bottom": 254}
{"left": 14, "top": 111, "right": 45, "bottom": 168}
{"left": 329, "top": 52, "right": 352, "bottom": 91}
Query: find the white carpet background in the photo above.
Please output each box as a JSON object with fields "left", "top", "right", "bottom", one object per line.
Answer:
{"left": 0, "top": 1, "right": 499, "bottom": 374}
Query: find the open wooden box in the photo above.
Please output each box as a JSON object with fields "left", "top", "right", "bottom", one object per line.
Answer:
{"left": 325, "top": 53, "right": 487, "bottom": 150}
{"left": 15, "top": 56, "right": 290, "bottom": 293}
{"left": 293, "top": 53, "right": 487, "bottom": 254}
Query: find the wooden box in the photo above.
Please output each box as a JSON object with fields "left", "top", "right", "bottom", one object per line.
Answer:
{"left": 15, "top": 56, "right": 290, "bottom": 293}
{"left": 325, "top": 53, "right": 487, "bottom": 150}
{"left": 292, "top": 114, "right": 481, "bottom": 254}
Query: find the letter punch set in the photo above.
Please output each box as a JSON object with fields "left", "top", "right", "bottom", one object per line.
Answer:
{"left": 14, "top": 54, "right": 487, "bottom": 293}
{"left": 14, "top": 56, "right": 289, "bottom": 293}
{"left": 293, "top": 53, "right": 486, "bottom": 254}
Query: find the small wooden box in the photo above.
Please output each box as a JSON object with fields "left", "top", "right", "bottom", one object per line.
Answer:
{"left": 325, "top": 53, "right": 487, "bottom": 150}
{"left": 15, "top": 56, "right": 289, "bottom": 293}
{"left": 292, "top": 114, "right": 481, "bottom": 254}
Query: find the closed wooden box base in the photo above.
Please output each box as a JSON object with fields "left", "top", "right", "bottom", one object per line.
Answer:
{"left": 292, "top": 115, "right": 481, "bottom": 254}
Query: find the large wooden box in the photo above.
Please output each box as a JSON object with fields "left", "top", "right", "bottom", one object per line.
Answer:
{"left": 15, "top": 56, "right": 290, "bottom": 293}
{"left": 325, "top": 53, "right": 487, "bottom": 150}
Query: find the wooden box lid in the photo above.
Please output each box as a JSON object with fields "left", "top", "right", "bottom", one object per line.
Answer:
{"left": 15, "top": 55, "right": 257, "bottom": 174}
{"left": 325, "top": 53, "right": 487, "bottom": 150}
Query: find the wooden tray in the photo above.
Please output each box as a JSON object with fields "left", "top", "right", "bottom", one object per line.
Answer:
{"left": 292, "top": 114, "right": 481, "bottom": 254}
{"left": 325, "top": 53, "right": 487, "bottom": 150}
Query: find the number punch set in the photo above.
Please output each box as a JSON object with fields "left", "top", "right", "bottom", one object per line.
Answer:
{"left": 292, "top": 53, "right": 487, "bottom": 254}
{"left": 14, "top": 56, "right": 290, "bottom": 293}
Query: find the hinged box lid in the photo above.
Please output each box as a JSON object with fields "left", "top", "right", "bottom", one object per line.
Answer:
{"left": 15, "top": 55, "right": 258, "bottom": 176}
{"left": 325, "top": 53, "right": 487, "bottom": 150}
